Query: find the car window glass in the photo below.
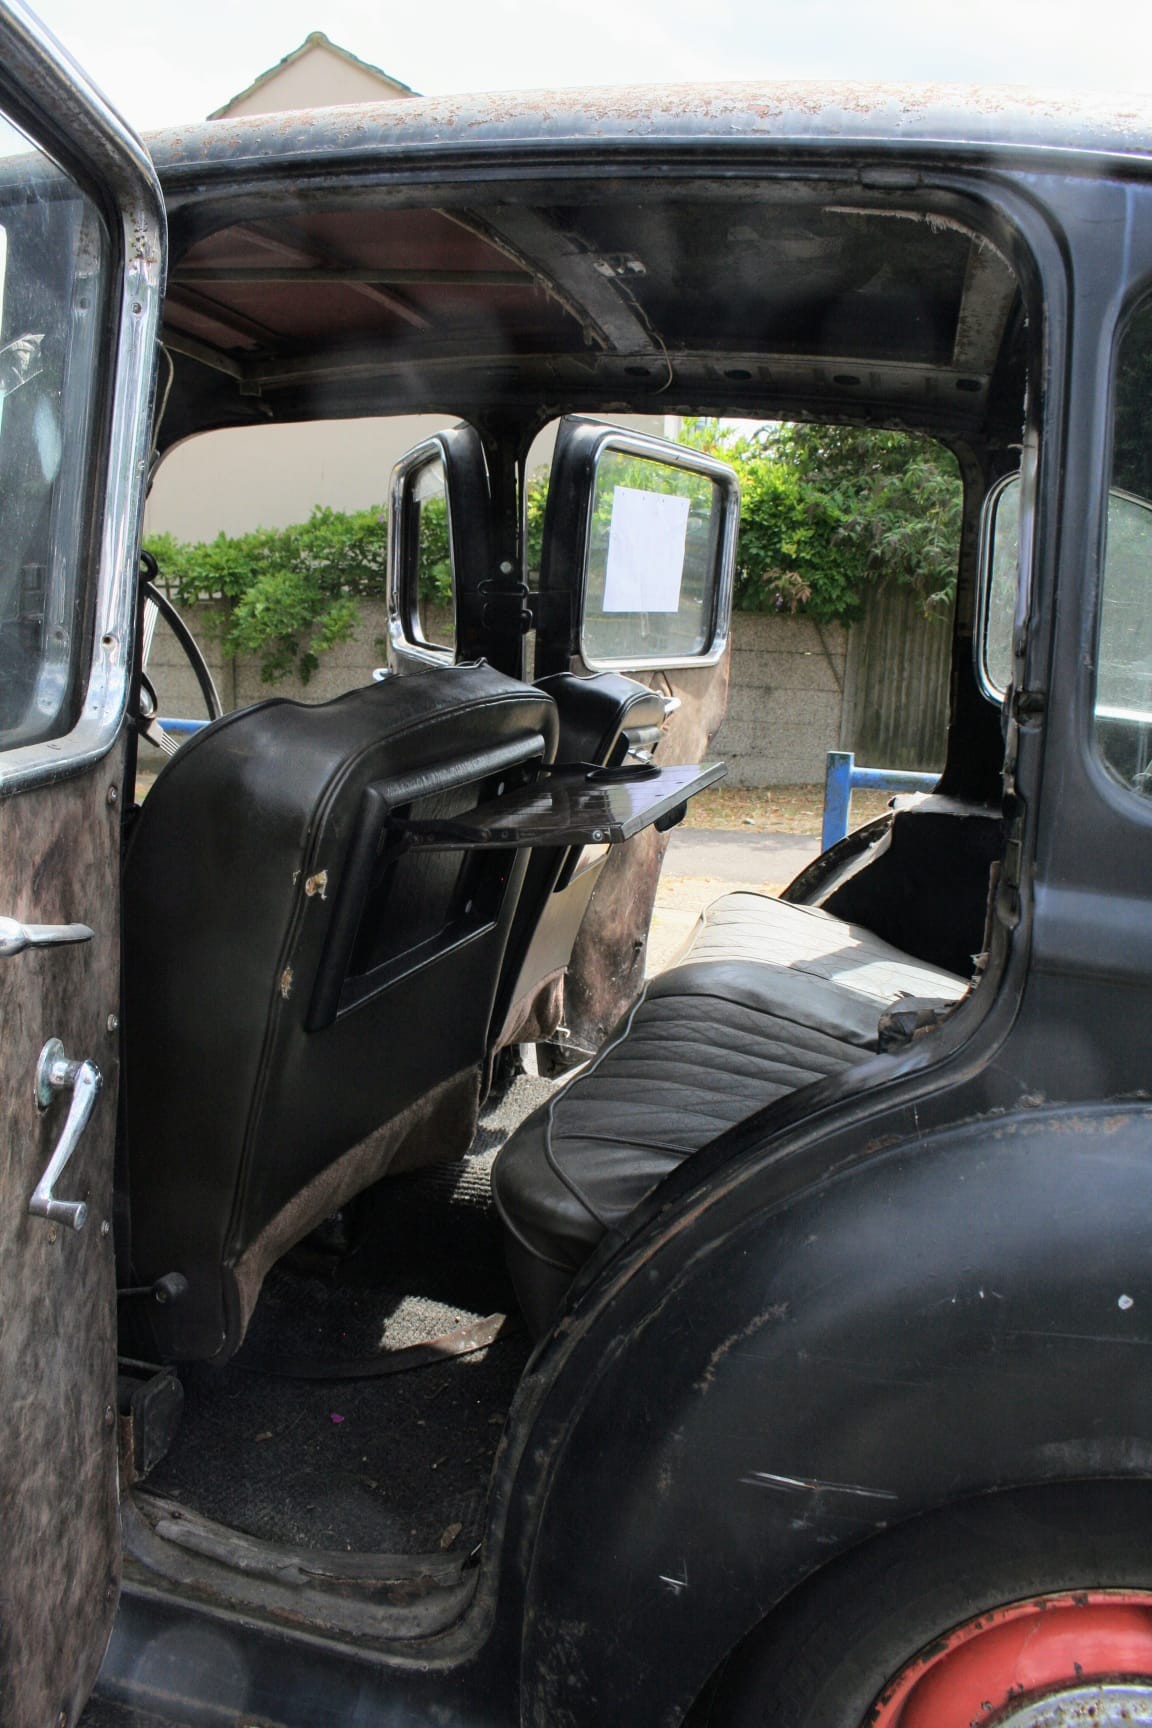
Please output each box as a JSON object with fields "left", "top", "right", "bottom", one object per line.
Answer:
{"left": 1099, "top": 296, "right": 1152, "bottom": 798}
{"left": 582, "top": 447, "right": 721, "bottom": 665}
{"left": 411, "top": 454, "right": 454, "bottom": 650}
{"left": 0, "top": 113, "right": 105, "bottom": 752}
{"left": 980, "top": 476, "right": 1020, "bottom": 699}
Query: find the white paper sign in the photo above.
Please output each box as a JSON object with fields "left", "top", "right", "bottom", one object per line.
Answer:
{"left": 601, "top": 485, "right": 690, "bottom": 614}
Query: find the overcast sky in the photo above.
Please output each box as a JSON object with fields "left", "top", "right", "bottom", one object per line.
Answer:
{"left": 27, "top": 0, "right": 1152, "bottom": 136}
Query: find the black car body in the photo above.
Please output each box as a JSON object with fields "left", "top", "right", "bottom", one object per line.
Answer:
{"left": 4, "top": 3, "right": 1152, "bottom": 1723}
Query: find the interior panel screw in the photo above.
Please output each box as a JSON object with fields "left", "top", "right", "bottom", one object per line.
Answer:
{"left": 106, "top": 785, "right": 118, "bottom": 806}
{"left": 100, "top": 1220, "right": 111, "bottom": 1237}
{"left": 103, "top": 1404, "right": 114, "bottom": 1427}
{"left": 106, "top": 1013, "right": 119, "bottom": 1033}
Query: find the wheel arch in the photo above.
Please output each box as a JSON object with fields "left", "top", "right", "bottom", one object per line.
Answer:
{"left": 507, "top": 1100, "right": 1152, "bottom": 1728}
{"left": 685, "top": 1476, "right": 1152, "bottom": 1727}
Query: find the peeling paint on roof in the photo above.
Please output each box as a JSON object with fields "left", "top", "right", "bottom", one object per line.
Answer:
{"left": 148, "top": 81, "right": 1152, "bottom": 181}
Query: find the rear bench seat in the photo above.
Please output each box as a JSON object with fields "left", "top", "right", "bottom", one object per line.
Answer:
{"left": 492, "top": 891, "right": 968, "bottom": 1332}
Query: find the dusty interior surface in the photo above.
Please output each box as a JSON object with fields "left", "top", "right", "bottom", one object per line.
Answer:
{"left": 137, "top": 1074, "right": 550, "bottom": 1553}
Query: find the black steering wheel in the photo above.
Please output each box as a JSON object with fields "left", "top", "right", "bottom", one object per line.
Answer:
{"left": 135, "top": 552, "right": 223, "bottom": 759}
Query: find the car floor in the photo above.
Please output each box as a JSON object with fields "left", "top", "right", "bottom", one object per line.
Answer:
{"left": 138, "top": 1071, "right": 554, "bottom": 1557}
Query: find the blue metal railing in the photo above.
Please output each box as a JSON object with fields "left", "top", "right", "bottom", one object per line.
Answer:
{"left": 155, "top": 717, "right": 207, "bottom": 736}
{"left": 821, "top": 750, "right": 937, "bottom": 851}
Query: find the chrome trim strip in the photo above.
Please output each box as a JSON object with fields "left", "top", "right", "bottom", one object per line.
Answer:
{"left": 974, "top": 467, "right": 1020, "bottom": 703}
{"left": 0, "top": 0, "right": 166, "bottom": 795}
{"left": 386, "top": 433, "right": 457, "bottom": 665}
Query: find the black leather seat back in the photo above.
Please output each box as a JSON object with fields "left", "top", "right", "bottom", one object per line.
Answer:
{"left": 492, "top": 671, "right": 667, "bottom": 1050}
{"left": 123, "top": 662, "right": 557, "bottom": 1362}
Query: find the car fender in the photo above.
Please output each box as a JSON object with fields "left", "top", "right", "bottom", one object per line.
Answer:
{"left": 509, "top": 1100, "right": 1152, "bottom": 1728}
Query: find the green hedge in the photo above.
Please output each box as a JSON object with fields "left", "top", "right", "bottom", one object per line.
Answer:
{"left": 145, "top": 425, "right": 961, "bottom": 684}
{"left": 681, "top": 420, "right": 962, "bottom": 623}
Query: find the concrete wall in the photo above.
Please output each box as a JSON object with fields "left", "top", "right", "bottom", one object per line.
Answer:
{"left": 141, "top": 597, "right": 393, "bottom": 728}
{"left": 709, "top": 613, "right": 848, "bottom": 785}
{"left": 143, "top": 602, "right": 852, "bottom": 786}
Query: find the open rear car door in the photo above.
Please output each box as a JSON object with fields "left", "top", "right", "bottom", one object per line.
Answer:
{"left": 533, "top": 419, "right": 739, "bottom": 1053}
{"left": 386, "top": 416, "right": 739, "bottom": 1063}
{"left": 0, "top": 3, "right": 163, "bottom": 1722}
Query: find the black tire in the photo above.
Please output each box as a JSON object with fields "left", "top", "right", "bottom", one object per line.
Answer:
{"left": 691, "top": 1482, "right": 1152, "bottom": 1727}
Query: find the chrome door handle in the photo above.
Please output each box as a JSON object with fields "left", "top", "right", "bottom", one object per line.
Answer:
{"left": 30, "top": 1039, "right": 102, "bottom": 1231}
{"left": 0, "top": 915, "right": 93, "bottom": 957}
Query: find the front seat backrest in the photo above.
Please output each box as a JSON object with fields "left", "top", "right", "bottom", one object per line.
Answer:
{"left": 123, "top": 661, "right": 557, "bottom": 1362}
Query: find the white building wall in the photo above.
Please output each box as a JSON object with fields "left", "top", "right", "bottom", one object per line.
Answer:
{"left": 145, "top": 415, "right": 676, "bottom": 542}
{"left": 214, "top": 41, "right": 412, "bottom": 118}
{"left": 144, "top": 417, "right": 456, "bottom": 540}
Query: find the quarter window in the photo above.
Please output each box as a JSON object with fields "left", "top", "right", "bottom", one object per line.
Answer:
{"left": 1099, "top": 297, "right": 1152, "bottom": 797}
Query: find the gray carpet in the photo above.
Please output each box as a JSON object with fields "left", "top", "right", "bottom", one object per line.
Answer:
{"left": 140, "top": 1072, "right": 555, "bottom": 1555}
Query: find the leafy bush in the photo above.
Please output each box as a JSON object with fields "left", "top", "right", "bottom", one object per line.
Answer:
{"left": 682, "top": 419, "right": 962, "bottom": 623}
{"left": 146, "top": 421, "right": 962, "bottom": 683}
{"left": 414, "top": 496, "right": 452, "bottom": 608}
{"left": 145, "top": 504, "right": 390, "bottom": 684}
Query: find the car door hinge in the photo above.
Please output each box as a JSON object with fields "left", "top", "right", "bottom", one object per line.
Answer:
{"left": 1013, "top": 688, "right": 1046, "bottom": 721}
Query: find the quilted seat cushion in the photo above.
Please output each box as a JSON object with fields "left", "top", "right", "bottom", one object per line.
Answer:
{"left": 492, "top": 891, "right": 966, "bottom": 1332}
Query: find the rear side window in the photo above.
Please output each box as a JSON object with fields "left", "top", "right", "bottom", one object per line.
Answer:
{"left": 1099, "top": 296, "right": 1152, "bottom": 798}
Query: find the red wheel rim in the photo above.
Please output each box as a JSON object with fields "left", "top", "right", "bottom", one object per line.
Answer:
{"left": 867, "top": 1591, "right": 1152, "bottom": 1726}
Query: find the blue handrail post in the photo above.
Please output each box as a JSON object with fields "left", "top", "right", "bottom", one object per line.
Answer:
{"left": 822, "top": 750, "right": 854, "bottom": 851}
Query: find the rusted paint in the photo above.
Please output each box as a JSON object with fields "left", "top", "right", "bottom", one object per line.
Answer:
{"left": 0, "top": 760, "right": 124, "bottom": 1728}
{"left": 696, "top": 1305, "right": 788, "bottom": 1393}
{"left": 304, "top": 869, "right": 328, "bottom": 899}
{"left": 146, "top": 84, "right": 1152, "bottom": 180}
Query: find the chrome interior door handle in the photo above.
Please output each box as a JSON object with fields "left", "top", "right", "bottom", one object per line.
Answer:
{"left": 0, "top": 915, "right": 93, "bottom": 957}
{"left": 30, "top": 1039, "right": 102, "bottom": 1231}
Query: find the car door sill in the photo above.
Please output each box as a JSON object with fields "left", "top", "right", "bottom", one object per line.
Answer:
{"left": 124, "top": 1490, "right": 478, "bottom": 1646}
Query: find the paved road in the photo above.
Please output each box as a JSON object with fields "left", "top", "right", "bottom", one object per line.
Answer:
{"left": 665, "top": 826, "right": 819, "bottom": 883}
{"left": 648, "top": 828, "right": 821, "bottom": 974}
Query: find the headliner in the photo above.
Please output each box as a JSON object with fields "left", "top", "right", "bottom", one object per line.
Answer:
{"left": 143, "top": 83, "right": 1077, "bottom": 449}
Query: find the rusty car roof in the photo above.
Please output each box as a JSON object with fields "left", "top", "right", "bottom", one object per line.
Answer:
{"left": 146, "top": 81, "right": 1152, "bottom": 179}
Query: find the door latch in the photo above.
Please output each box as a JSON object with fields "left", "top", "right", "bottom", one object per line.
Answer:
{"left": 0, "top": 915, "right": 93, "bottom": 958}
{"left": 30, "top": 1039, "right": 102, "bottom": 1232}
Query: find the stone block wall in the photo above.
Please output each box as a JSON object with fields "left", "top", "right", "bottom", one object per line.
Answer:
{"left": 709, "top": 613, "right": 848, "bottom": 785}
{"left": 141, "top": 600, "right": 851, "bottom": 786}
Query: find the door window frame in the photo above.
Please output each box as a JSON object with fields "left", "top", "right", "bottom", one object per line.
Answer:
{"left": 0, "top": 1, "right": 165, "bottom": 795}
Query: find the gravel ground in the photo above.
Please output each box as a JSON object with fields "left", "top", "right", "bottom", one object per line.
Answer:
{"left": 683, "top": 781, "right": 894, "bottom": 833}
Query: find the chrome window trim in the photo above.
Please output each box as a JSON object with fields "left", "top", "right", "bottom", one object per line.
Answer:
{"left": 575, "top": 428, "right": 738, "bottom": 674}
{"left": 974, "top": 468, "right": 1020, "bottom": 702}
{"left": 386, "top": 433, "right": 456, "bottom": 664}
{"left": 0, "top": 0, "right": 165, "bottom": 795}
{"left": 974, "top": 455, "right": 1040, "bottom": 707}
